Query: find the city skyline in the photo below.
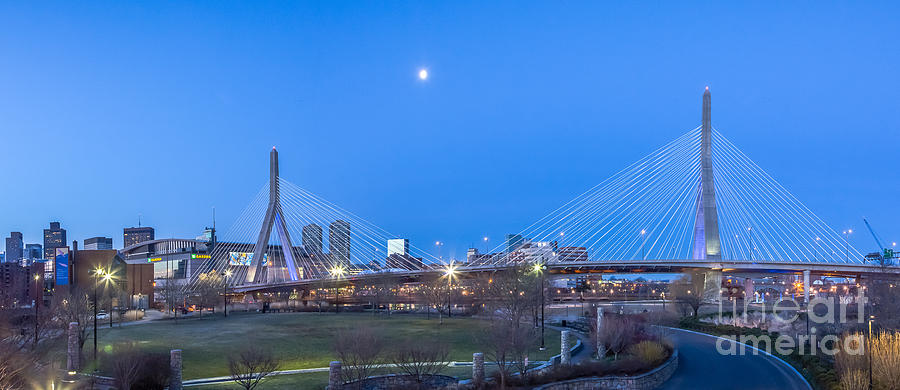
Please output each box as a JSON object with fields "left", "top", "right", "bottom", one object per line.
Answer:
{"left": 1, "top": 2, "right": 898, "bottom": 260}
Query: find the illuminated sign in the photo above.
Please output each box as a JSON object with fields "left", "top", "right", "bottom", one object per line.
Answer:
{"left": 191, "top": 254, "right": 212, "bottom": 259}
{"left": 147, "top": 257, "right": 163, "bottom": 263}
{"left": 55, "top": 248, "right": 69, "bottom": 286}
{"left": 229, "top": 252, "right": 267, "bottom": 266}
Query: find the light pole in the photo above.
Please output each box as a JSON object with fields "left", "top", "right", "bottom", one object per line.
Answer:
{"left": 435, "top": 241, "right": 444, "bottom": 262}
{"left": 532, "top": 262, "right": 546, "bottom": 350}
{"left": 92, "top": 267, "right": 104, "bottom": 364}
{"left": 330, "top": 265, "right": 346, "bottom": 314}
{"left": 33, "top": 274, "right": 40, "bottom": 348}
{"left": 483, "top": 236, "right": 489, "bottom": 253}
{"left": 104, "top": 272, "right": 114, "bottom": 329}
{"left": 868, "top": 315, "right": 875, "bottom": 389}
{"left": 222, "top": 270, "right": 232, "bottom": 317}
{"left": 844, "top": 229, "right": 853, "bottom": 263}
{"left": 444, "top": 261, "right": 458, "bottom": 319}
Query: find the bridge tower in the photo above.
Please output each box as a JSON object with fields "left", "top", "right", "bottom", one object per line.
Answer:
{"left": 691, "top": 87, "right": 722, "bottom": 261}
{"left": 245, "top": 147, "right": 300, "bottom": 283}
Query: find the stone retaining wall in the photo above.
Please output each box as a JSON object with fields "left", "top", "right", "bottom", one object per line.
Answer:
{"left": 350, "top": 374, "right": 459, "bottom": 390}
{"left": 534, "top": 349, "right": 679, "bottom": 390}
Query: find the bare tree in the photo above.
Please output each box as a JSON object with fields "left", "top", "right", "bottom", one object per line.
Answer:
{"left": 227, "top": 346, "right": 281, "bottom": 390}
{"left": 334, "top": 326, "right": 385, "bottom": 388}
{"left": 597, "top": 315, "right": 638, "bottom": 360}
{"left": 0, "top": 340, "right": 37, "bottom": 390}
{"left": 110, "top": 345, "right": 143, "bottom": 390}
{"left": 420, "top": 282, "right": 446, "bottom": 323}
{"left": 193, "top": 271, "right": 223, "bottom": 318}
{"left": 53, "top": 288, "right": 94, "bottom": 354}
{"left": 669, "top": 272, "right": 704, "bottom": 318}
{"left": 480, "top": 265, "right": 541, "bottom": 388}
{"left": 390, "top": 339, "right": 451, "bottom": 386}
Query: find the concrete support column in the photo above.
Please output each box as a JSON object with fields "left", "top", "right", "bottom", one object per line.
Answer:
{"left": 66, "top": 322, "right": 79, "bottom": 373}
{"left": 169, "top": 349, "right": 182, "bottom": 390}
{"left": 803, "top": 270, "right": 811, "bottom": 304}
{"left": 472, "top": 352, "right": 484, "bottom": 386}
{"left": 328, "top": 361, "right": 343, "bottom": 390}
{"left": 702, "top": 269, "right": 723, "bottom": 303}
{"left": 743, "top": 278, "right": 754, "bottom": 302}
{"left": 560, "top": 330, "right": 571, "bottom": 365}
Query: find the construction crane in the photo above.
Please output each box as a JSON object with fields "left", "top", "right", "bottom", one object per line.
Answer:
{"left": 863, "top": 218, "right": 897, "bottom": 267}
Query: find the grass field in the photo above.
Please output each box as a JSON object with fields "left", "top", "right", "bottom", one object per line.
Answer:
{"left": 97, "top": 312, "right": 561, "bottom": 380}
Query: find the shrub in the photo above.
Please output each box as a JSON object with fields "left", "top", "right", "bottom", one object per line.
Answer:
{"left": 629, "top": 340, "right": 667, "bottom": 366}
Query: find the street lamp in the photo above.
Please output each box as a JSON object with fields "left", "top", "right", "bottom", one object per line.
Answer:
{"left": 483, "top": 236, "right": 489, "bottom": 253}
{"left": 868, "top": 315, "right": 875, "bottom": 389}
{"left": 92, "top": 267, "right": 104, "bottom": 364}
{"left": 444, "top": 261, "right": 458, "bottom": 319}
{"left": 221, "top": 270, "right": 232, "bottom": 317}
{"left": 532, "top": 262, "right": 546, "bottom": 350}
{"left": 330, "top": 265, "right": 346, "bottom": 313}
{"left": 33, "top": 274, "right": 40, "bottom": 348}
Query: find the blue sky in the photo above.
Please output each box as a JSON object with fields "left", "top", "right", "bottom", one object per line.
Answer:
{"left": 1, "top": 2, "right": 898, "bottom": 259}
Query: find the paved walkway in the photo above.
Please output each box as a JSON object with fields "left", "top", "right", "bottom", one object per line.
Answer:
{"left": 659, "top": 328, "right": 811, "bottom": 390}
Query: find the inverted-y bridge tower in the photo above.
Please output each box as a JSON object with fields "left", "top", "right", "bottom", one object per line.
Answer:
{"left": 246, "top": 147, "right": 300, "bottom": 283}
{"left": 691, "top": 87, "right": 722, "bottom": 261}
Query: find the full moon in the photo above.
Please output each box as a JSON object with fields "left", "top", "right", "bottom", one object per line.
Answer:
{"left": 418, "top": 69, "right": 428, "bottom": 80}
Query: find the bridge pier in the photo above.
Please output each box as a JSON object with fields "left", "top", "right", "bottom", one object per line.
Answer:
{"left": 702, "top": 269, "right": 723, "bottom": 303}
{"left": 803, "top": 270, "right": 811, "bottom": 304}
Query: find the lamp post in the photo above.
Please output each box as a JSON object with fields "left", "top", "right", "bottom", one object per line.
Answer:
{"left": 330, "top": 265, "right": 346, "bottom": 314}
{"left": 33, "top": 274, "right": 40, "bottom": 348}
{"left": 868, "top": 315, "right": 875, "bottom": 390}
{"left": 532, "top": 262, "right": 546, "bottom": 351}
{"left": 92, "top": 267, "right": 104, "bottom": 364}
{"left": 222, "top": 270, "right": 231, "bottom": 317}
{"left": 103, "top": 272, "right": 114, "bottom": 329}
{"left": 444, "top": 261, "right": 458, "bottom": 319}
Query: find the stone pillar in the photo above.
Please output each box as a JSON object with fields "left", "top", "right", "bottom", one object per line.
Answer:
{"left": 66, "top": 322, "right": 79, "bottom": 372}
{"left": 596, "top": 308, "right": 605, "bottom": 358}
{"left": 702, "top": 269, "right": 723, "bottom": 303}
{"left": 328, "top": 361, "right": 343, "bottom": 390}
{"left": 472, "top": 353, "right": 484, "bottom": 386}
{"left": 803, "top": 270, "right": 811, "bottom": 304}
{"left": 560, "top": 330, "right": 571, "bottom": 365}
{"left": 743, "top": 278, "right": 754, "bottom": 302}
{"left": 170, "top": 349, "right": 182, "bottom": 390}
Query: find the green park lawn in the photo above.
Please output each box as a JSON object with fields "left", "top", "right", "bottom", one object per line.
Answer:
{"left": 96, "top": 312, "right": 561, "bottom": 381}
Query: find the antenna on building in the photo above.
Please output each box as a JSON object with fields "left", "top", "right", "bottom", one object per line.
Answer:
{"left": 138, "top": 213, "right": 142, "bottom": 227}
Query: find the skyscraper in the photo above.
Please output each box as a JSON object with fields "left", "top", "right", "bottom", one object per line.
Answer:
{"left": 302, "top": 224, "right": 323, "bottom": 254}
{"left": 505, "top": 234, "right": 525, "bottom": 254}
{"left": 43, "top": 222, "right": 66, "bottom": 261}
{"left": 387, "top": 238, "right": 409, "bottom": 257}
{"left": 4, "top": 232, "right": 23, "bottom": 264}
{"left": 25, "top": 244, "right": 42, "bottom": 262}
{"left": 123, "top": 227, "right": 155, "bottom": 248}
{"left": 84, "top": 237, "right": 113, "bottom": 250}
{"left": 329, "top": 220, "right": 351, "bottom": 267}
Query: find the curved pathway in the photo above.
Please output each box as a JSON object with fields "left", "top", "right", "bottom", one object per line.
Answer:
{"left": 660, "top": 328, "right": 811, "bottom": 390}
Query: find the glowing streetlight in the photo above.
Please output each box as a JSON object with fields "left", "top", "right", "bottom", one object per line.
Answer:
{"left": 418, "top": 69, "right": 428, "bottom": 80}
{"left": 444, "top": 261, "right": 458, "bottom": 318}
{"left": 222, "top": 270, "right": 233, "bottom": 317}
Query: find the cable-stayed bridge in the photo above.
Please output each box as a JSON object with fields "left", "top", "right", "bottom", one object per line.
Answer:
{"left": 189, "top": 89, "right": 896, "bottom": 296}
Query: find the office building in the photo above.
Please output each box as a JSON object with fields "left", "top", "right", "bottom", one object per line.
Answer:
{"left": 387, "top": 238, "right": 409, "bottom": 257}
{"left": 84, "top": 237, "right": 113, "bottom": 250}
{"left": 123, "top": 227, "right": 155, "bottom": 248}
{"left": 558, "top": 246, "right": 589, "bottom": 262}
{"left": 505, "top": 234, "right": 525, "bottom": 253}
{"left": 302, "top": 224, "right": 323, "bottom": 254}
{"left": 329, "top": 220, "right": 351, "bottom": 267}
{"left": 43, "top": 222, "right": 66, "bottom": 261}
{"left": 4, "top": 232, "right": 23, "bottom": 264}
{"left": 25, "top": 244, "right": 42, "bottom": 262}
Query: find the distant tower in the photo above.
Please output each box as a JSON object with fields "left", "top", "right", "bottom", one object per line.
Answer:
{"left": 691, "top": 87, "right": 722, "bottom": 260}
{"left": 246, "top": 148, "right": 300, "bottom": 283}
